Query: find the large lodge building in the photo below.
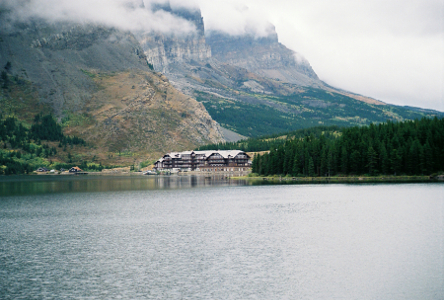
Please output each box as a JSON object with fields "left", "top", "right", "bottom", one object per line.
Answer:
{"left": 154, "top": 150, "right": 251, "bottom": 172}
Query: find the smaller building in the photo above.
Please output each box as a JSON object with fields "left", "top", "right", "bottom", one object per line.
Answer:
{"left": 36, "top": 167, "right": 49, "bottom": 172}
{"left": 69, "top": 166, "right": 83, "bottom": 173}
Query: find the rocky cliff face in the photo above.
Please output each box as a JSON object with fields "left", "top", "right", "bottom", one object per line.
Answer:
{"left": 138, "top": 3, "right": 320, "bottom": 88}
{"left": 206, "top": 29, "right": 319, "bottom": 86}
{"left": 136, "top": 3, "right": 211, "bottom": 73}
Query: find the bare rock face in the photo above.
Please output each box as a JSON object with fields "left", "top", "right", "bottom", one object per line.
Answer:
{"left": 0, "top": 17, "right": 148, "bottom": 114}
{"left": 136, "top": 3, "right": 211, "bottom": 72}
{"left": 206, "top": 29, "right": 319, "bottom": 86}
{"left": 138, "top": 3, "right": 320, "bottom": 88}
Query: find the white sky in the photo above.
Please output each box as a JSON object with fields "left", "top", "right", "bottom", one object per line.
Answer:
{"left": 3, "top": 0, "right": 443, "bottom": 111}
{"left": 191, "top": 0, "right": 444, "bottom": 111}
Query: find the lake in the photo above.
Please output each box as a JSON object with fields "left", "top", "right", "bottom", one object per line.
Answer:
{"left": 0, "top": 176, "right": 443, "bottom": 299}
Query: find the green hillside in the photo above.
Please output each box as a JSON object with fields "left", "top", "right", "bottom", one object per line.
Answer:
{"left": 195, "top": 87, "right": 443, "bottom": 137}
{"left": 196, "top": 125, "right": 342, "bottom": 152}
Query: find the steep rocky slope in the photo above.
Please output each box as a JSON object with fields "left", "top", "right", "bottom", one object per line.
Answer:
{"left": 206, "top": 29, "right": 319, "bottom": 86}
{"left": 0, "top": 11, "right": 224, "bottom": 161}
{"left": 136, "top": 2, "right": 211, "bottom": 73}
{"left": 0, "top": 19, "right": 147, "bottom": 114}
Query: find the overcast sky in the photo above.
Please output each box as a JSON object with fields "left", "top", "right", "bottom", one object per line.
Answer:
{"left": 189, "top": 0, "right": 444, "bottom": 111}
{"left": 2, "top": 0, "right": 443, "bottom": 111}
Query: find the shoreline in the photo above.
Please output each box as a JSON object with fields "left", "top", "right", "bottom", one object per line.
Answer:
{"left": 2, "top": 172, "right": 444, "bottom": 183}
{"left": 234, "top": 175, "right": 443, "bottom": 183}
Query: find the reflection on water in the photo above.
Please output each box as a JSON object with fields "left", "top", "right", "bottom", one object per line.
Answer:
{"left": 0, "top": 175, "right": 249, "bottom": 196}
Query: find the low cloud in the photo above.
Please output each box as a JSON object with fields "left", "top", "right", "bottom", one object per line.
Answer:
{"left": 187, "top": 0, "right": 274, "bottom": 37}
{"left": 1, "top": 0, "right": 196, "bottom": 35}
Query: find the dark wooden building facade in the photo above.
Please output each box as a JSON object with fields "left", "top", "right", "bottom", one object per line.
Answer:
{"left": 154, "top": 150, "right": 251, "bottom": 171}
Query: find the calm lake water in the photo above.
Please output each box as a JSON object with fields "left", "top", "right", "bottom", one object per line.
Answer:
{"left": 0, "top": 176, "right": 443, "bottom": 299}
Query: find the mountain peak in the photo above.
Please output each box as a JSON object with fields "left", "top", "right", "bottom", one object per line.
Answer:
{"left": 205, "top": 29, "right": 319, "bottom": 84}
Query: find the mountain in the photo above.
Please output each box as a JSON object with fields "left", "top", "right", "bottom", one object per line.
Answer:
{"left": 137, "top": 4, "right": 441, "bottom": 138}
{"left": 206, "top": 29, "right": 319, "bottom": 85}
{"left": 0, "top": 9, "right": 224, "bottom": 164}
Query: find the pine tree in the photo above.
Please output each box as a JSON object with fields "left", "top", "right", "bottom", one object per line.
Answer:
{"left": 367, "top": 146, "right": 378, "bottom": 175}
{"left": 380, "top": 144, "right": 389, "bottom": 174}
{"left": 423, "top": 141, "right": 434, "bottom": 174}
{"left": 320, "top": 147, "right": 327, "bottom": 177}
{"left": 350, "top": 150, "right": 361, "bottom": 174}
{"left": 390, "top": 149, "right": 402, "bottom": 175}
{"left": 292, "top": 154, "right": 299, "bottom": 176}
{"left": 341, "top": 146, "right": 348, "bottom": 175}
{"left": 308, "top": 156, "right": 315, "bottom": 177}
{"left": 252, "top": 154, "right": 259, "bottom": 173}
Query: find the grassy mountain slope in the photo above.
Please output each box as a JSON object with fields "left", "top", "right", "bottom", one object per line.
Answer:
{"left": 166, "top": 60, "right": 442, "bottom": 138}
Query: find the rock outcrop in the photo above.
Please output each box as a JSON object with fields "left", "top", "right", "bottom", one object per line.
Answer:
{"left": 136, "top": 3, "right": 211, "bottom": 72}
{"left": 206, "top": 29, "right": 319, "bottom": 86}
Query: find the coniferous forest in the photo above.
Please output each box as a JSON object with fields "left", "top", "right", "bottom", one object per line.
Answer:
{"left": 252, "top": 118, "right": 444, "bottom": 177}
{"left": 0, "top": 113, "right": 88, "bottom": 174}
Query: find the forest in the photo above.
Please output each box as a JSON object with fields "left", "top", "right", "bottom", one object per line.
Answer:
{"left": 252, "top": 117, "right": 444, "bottom": 177}
{"left": 0, "top": 113, "right": 88, "bottom": 174}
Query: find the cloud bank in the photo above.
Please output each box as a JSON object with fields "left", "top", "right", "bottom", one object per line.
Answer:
{"left": 1, "top": 0, "right": 196, "bottom": 34}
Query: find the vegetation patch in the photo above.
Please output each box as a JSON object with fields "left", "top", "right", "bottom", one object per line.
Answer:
{"left": 252, "top": 118, "right": 444, "bottom": 177}
{"left": 194, "top": 87, "right": 443, "bottom": 138}
{"left": 0, "top": 114, "right": 94, "bottom": 174}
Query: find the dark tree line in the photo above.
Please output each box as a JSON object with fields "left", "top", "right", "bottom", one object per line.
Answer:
{"left": 253, "top": 118, "right": 444, "bottom": 177}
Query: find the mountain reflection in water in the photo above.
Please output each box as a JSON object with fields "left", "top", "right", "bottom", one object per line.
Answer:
{"left": 0, "top": 175, "right": 250, "bottom": 197}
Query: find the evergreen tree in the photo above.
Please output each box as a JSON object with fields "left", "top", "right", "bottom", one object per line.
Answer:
{"left": 251, "top": 117, "right": 444, "bottom": 177}
{"left": 423, "top": 141, "right": 434, "bottom": 174}
{"left": 390, "top": 149, "right": 402, "bottom": 175}
{"left": 308, "top": 156, "right": 315, "bottom": 177}
{"left": 367, "top": 146, "right": 378, "bottom": 175}
{"left": 292, "top": 154, "right": 300, "bottom": 176}
{"left": 320, "top": 147, "right": 327, "bottom": 176}
{"left": 341, "top": 146, "right": 348, "bottom": 175}
{"left": 380, "top": 144, "right": 389, "bottom": 174}
{"left": 350, "top": 150, "right": 361, "bottom": 174}
{"left": 1, "top": 71, "right": 8, "bottom": 89}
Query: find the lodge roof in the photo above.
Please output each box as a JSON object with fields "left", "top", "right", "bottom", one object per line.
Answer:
{"left": 158, "top": 150, "right": 249, "bottom": 162}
